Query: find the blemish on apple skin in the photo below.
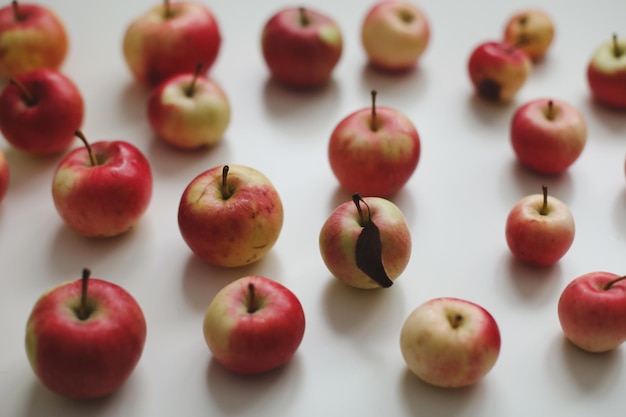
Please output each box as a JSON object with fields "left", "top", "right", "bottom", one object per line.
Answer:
{"left": 477, "top": 79, "right": 502, "bottom": 101}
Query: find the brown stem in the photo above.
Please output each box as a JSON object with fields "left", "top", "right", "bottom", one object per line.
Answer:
{"left": 539, "top": 185, "right": 549, "bottom": 216}
{"left": 77, "top": 268, "right": 91, "bottom": 321}
{"left": 352, "top": 193, "right": 371, "bottom": 226}
{"left": 298, "top": 7, "right": 310, "bottom": 26}
{"left": 11, "top": 0, "right": 23, "bottom": 21}
{"left": 247, "top": 283, "right": 259, "bottom": 313}
{"left": 9, "top": 78, "right": 36, "bottom": 106}
{"left": 221, "top": 165, "right": 232, "bottom": 199}
{"left": 75, "top": 130, "right": 99, "bottom": 167}
{"left": 605, "top": 275, "right": 626, "bottom": 290}
{"left": 370, "top": 90, "right": 378, "bottom": 131}
{"left": 448, "top": 313, "right": 463, "bottom": 329}
{"left": 186, "top": 63, "right": 203, "bottom": 97}
{"left": 613, "top": 34, "right": 623, "bottom": 58}
{"left": 546, "top": 100, "right": 555, "bottom": 121}
{"left": 163, "top": 0, "right": 172, "bottom": 18}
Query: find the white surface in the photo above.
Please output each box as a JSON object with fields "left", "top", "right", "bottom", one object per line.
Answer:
{"left": 1, "top": 0, "right": 626, "bottom": 416}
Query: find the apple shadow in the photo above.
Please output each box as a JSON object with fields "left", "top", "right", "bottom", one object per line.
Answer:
{"left": 584, "top": 97, "right": 626, "bottom": 135}
{"left": 500, "top": 159, "right": 574, "bottom": 205}
{"left": 116, "top": 80, "right": 151, "bottom": 127}
{"left": 1, "top": 146, "right": 65, "bottom": 192}
{"left": 611, "top": 188, "right": 626, "bottom": 238}
{"left": 464, "top": 92, "right": 518, "bottom": 128}
{"left": 358, "top": 62, "right": 430, "bottom": 107}
{"left": 499, "top": 253, "right": 564, "bottom": 305}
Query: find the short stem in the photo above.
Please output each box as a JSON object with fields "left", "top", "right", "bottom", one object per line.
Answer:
{"left": 613, "top": 34, "right": 623, "bottom": 58}
{"left": 370, "top": 90, "right": 378, "bottom": 132}
{"left": 163, "top": 0, "right": 172, "bottom": 18}
{"left": 605, "top": 275, "right": 626, "bottom": 290}
{"left": 546, "top": 100, "right": 555, "bottom": 120}
{"left": 75, "top": 130, "right": 99, "bottom": 167}
{"left": 186, "top": 63, "right": 203, "bottom": 97}
{"left": 78, "top": 268, "right": 91, "bottom": 321}
{"left": 540, "top": 185, "right": 549, "bottom": 216}
{"left": 298, "top": 7, "right": 310, "bottom": 26}
{"left": 11, "top": 0, "right": 22, "bottom": 21}
{"left": 9, "top": 78, "right": 36, "bottom": 106}
{"left": 352, "top": 193, "right": 371, "bottom": 226}
{"left": 247, "top": 283, "right": 258, "bottom": 314}
{"left": 221, "top": 165, "right": 232, "bottom": 199}
{"left": 449, "top": 314, "right": 463, "bottom": 329}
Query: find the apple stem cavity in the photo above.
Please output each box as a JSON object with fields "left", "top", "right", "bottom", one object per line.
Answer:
{"left": 246, "top": 283, "right": 261, "bottom": 314}
{"left": 186, "top": 63, "right": 203, "bottom": 97}
{"left": 613, "top": 34, "right": 623, "bottom": 58}
{"left": 77, "top": 268, "right": 91, "bottom": 321}
{"left": 75, "top": 130, "right": 99, "bottom": 167}
{"left": 9, "top": 78, "right": 36, "bottom": 106}
{"left": 370, "top": 90, "right": 379, "bottom": 132}
{"left": 221, "top": 165, "right": 232, "bottom": 199}
{"left": 163, "top": 0, "right": 173, "bottom": 18}
{"left": 448, "top": 313, "right": 463, "bottom": 329}
{"left": 540, "top": 185, "right": 549, "bottom": 216}
{"left": 298, "top": 7, "right": 310, "bottom": 26}
{"left": 546, "top": 100, "right": 556, "bottom": 121}
{"left": 605, "top": 275, "right": 626, "bottom": 290}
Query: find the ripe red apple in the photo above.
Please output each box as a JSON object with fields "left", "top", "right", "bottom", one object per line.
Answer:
{"left": 400, "top": 297, "right": 501, "bottom": 388}
{"left": 0, "top": 1, "right": 68, "bottom": 79}
{"left": 147, "top": 63, "right": 231, "bottom": 150}
{"left": 558, "top": 272, "right": 626, "bottom": 353}
{"left": 178, "top": 164, "right": 284, "bottom": 267}
{"left": 360, "top": 0, "right": 430, "bottom": 72}
{"left": 261, "top": 6, "right": 343, "bottom": 88}
{"left": 503, "top": 9, "right": 555, "bottom": 61}
{"left": 123, "top": 0, "right": 221, "bottom": 87}
{"left": 319, "top": 193, "right": 411, "bottom": 289}
{"left": 52, "top": 131, "right": 153, "bottom": 238}
{"left": 587, "top": 35, "right": 626, "bottom": 110}
{"left": 0, "top": 68, "right": 84, "bottom": 155}
{"left": 25, "top": 268, "right": 147, "bottom": 399}
{"left": 328, "top": 90, "right": 420, "bottom": 198}
{"left": 505, "top": 185, "right": 575, "bottom": 267}
{"left": 0, "top": 148, "right": 9, "bottom": 203}
{"left": 467, "top": 40, "right": 531, "bottom": 102}
{"left": 203, "top": 275, "right": 305, "bottom": 375}
{"left": 510, "top": 98, "right": 587, "bottom": 174}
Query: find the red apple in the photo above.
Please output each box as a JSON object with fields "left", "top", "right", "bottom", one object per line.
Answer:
{"left": 0, "top": 1, "right": 68, "bottom": 79}
{"left": 360, "top": 0, "right": 430, "bottom": 72}
{"left": 400, "top": 297, "right": 501, "bottom": 388}
{"left": 203, "top": 275, "right": 305, "bottom": 375}
{"left": 52, "top": 131, "right": 153, "bottom": 238}
{"left": 503, "top": 9, "right": 555, "bottom": 61}
{"left": 25, "top": 268, "right": 147, "bottom": 399}
{"left": 510, "top": 98, "right": 587, "bottom": 174}
{"left": 468, "top": 40, "right": 531, "bottom": 102}
{"left": 319, "top": 193, "right": 411, "bottom": 289}
{"left": 261, "top": 6, "right": 343, "bottom": 88}
{"left": 328, "top": 90, "right": 420, "bottom": 197}
{"left": 0, "top": 148, "right": 9, "bottom": 203}
{"left": 0, "top": 68, "right": 84, "bottom": 155}
{"left": 147, "top": 64, "right": 231, "bottom": 150}
{"left": 587, "top": 35, "right": 626, "bottom": 110}
{"left": 558, "top": 272, "right": 626, "bottom": 353}
{"left": 123, "top": 0, "right": 221, "bottom": 87}
{"left": 505, "top": 185, "right": 575, "bottom": 267}
{"left": 178, "top": 164, "right": 284, "bottom": 267}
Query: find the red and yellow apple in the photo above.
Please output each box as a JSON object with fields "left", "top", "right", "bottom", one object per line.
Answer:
{"left": 587, "top": 35, "right": 626, "bottom": 110}
{"left": 503, "top": 9, "right": 555, "bottom": 61}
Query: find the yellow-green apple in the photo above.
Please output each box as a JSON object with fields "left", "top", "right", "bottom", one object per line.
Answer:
{"left": 178, "top": 164, "right": 283, "bottom": 267}
{"left": 400, "top": 297, "right": 501, "bottom": 388}
{"left": 467, "top": 40, "right": 531, "bottom": 102}
{"left": 0, "top": 148, "right": 9, "bottom": 203}
{"left": 52, "top": 131, "right": 153, "bottom": 238}
{"left": 503, "top": 9, "right": 555, "bottom": 61}
{"left": 123, "top": 0, "right": 221, "bottom": 87}
{"left": 0, "top": 68, "right": 83, "bottom": 155}
{"left": 25, "top": 268, "right": 147, "bottom": 399}
{"left": 558, "top": 272, "right": 626, "bottom": 353}
{"left": 0, "top": 1, "right": 68, "bottom": 79}
{"left": 261, "top": 6, "right": 342, "bottom": 89}
{"left": 147, "top": 64, "right": 230, "bottom": 150}
{"left": 587, "top": 35, "right": 626, "bottom": 110}
{"left": 319, "top": 193, "right": 411, "bottom": 289}
{"left": 203, "top": 275, "right": 305, "bottom": 375}
{"left": 328, "top": 90, "right": 420, "bottom": 197}
{"left": 510, "top": 98, "right": 587, "bottom": 174}
{"left": 505, "top": 185, "right": 575, "bottom": 267}
{"left": 360, "top": 0, "right": 430, "bottom": 72}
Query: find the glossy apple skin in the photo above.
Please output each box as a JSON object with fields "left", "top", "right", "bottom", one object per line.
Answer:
{"left": 319, "top": 196, "right": 411, "bottom": 289}
{"left": 511, "top": 98, "right": 587, "bottom": 174}
{"left": 25, "top": 278, "right": 147, "bottom": 399}
{"left": 123, "top": 2, "right": 221, "bottom": 87}
{"left": 468, "top": 41, "right": 531, "bottom": 102}
{"left": 505, "top": 192, "right": 574, "bottom": 266}
{"left": 328, "top": 106, "right": 420, "bottom": 198}
{"left": 261, "top": 7, "right": 342, "bottom": 88}
{"left": 178, "top": 164, "right": 284, "bottom": 267}
{"left": 203, "top": 275, "right": 305, "bottom": 375}
{"left": 0, "top": 68, "right": 84, "bottom": 155}
{"left": 0, "top": 3, "right": 68, "bottom": 79}
{"left": 400, "top": 297, "right": 501, "bottom": 388}
{"left": 558, "top": 272, "right": 626, "bottom": 353}
{"left": 503, "top": 9, "right": 555, "bottom": 61}
{"left": 147, "top": 72, "right": 230, "bottom": 149}
{"left": 587, "top": 36, "right": 626, "bottom": 110}
{"left": 0, "top": 148, "right": 9, "bottom": 204}
{"left": 361, "top": 0, "right": 430, "bottom": 72}
{"left": 52, "top": 141, "right": 153, "bottom": 237}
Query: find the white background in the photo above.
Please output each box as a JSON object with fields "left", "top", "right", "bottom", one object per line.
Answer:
{"left": 1, "top": 0, "right": 626, "bottom": 416}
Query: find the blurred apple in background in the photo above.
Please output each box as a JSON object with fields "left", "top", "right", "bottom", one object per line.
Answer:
{"left": 0, "top": 68, "right": 83, "bottom": 155}
{"left": 558, "top": 272, "right": 626, "bottom": 353}
{"left": 0, "top": 148, "right": 9, "bottom": 204}
{"left": 52, "top": 131, "right": 153, "bottom": 238}
{"left": 328, "top": 90, "right": 420, "bottom": 198}
{"left": 587, "top": 34, "right": 626, "bottom": 110}
{"left": 25, "top": 268, "right": 147, "bottom": 399}
{"left": 203, "top": 275, "right": 305, "bottom": 375}
{"left": 468, "top": 40, "right": 531, "bottom": 102}
{"left": 503, "top": 8, "right": 555, "bottom": 61}
{"left": 147, "top": 63, "right": 230, "bottom": 150}
{"left": 510, "top": 98, "right": 587, "bottom": 174}
{"left": 361, "top": 0, "right": 430, "bottom": 72}
{"left": 0, "top": 0, "right": 68, "bottom": 79}
{"left": 123, "top": 0, "right": 221, "bottom": 87}
{"left": 261, "top": 6, "right": 342, "bottom": 89}
{"left": 400, "top": 297, "right": 501, "bottom": 388}
{"left": 178, "top": 164, "right": 284, "bottom": 267}
{"left": 505, "top": 185, "right": 574, "bottom": 267}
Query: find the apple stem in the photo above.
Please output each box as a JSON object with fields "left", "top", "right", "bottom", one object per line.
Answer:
{"left": 221, "top": 165, "right": 232, "bottom": 199}
{"left": 11, "top": 0, "right": 23, "bottom": 21}
{"left": 298, "top": 7, "right": 310, "bottom": 26}
{"left": 75, "top": 130, "right": 99, "bottom": 167}
{"left": 370, "top": 90, "right": 378, "bottom": 132}
{"left": 540, "top": 185, "right": 549, "bottom": 216}
{"left": 77, "top": 268, "right": 91, "bottom": 321}
{"left": 449, "top": 314, "right": 463, "bottom": 329}
{"left": 352, "top": 193, "right": 371, "bottom": 227}
{"left": 546, "top": 100, "right": 555, "bottom": 121}
{"left": 247, "top": 283, "right": 259, "bottom": 314}
{"left": 613, "top": 34, "right": 623, "bottom": 58}
{"left": 9, "top": 78, "right": 36, "bottom": 106}
{"left": 186, "top": 63, "right": 203, "bottom": 97}
{"left": 163, "top": 0, "right": 172, "bottom": 18}
{"left": 605, "top": 275, "right": 626, "bottom": 290}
